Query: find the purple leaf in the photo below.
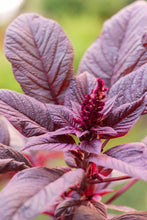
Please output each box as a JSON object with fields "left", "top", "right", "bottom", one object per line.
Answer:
{"left": 111, "top": 211, "right": 147, "bottom": 220}
{"left": 80, "top": 139, "right": 102, "bottom": 154}
{"left": 23, "top": 132, "right": 78, "bottom": 152}
{"left": 5, "top": 13, "right": 74, "bottom": 104}
{"left": 102, "top": 96, "right": 145, "bottom": 138}
{"left": 64, "top": 151, "right": 83, "bottom": 168}
{"left": 64, "top": 72, "right": 97, "bottom": 108}
{"left": 89, "top": 200, "right": 107, "bottom": 219}
{"left": 78, "top": 1, "right": 147, "bottom": 89}
{"left": 55, "top": 198, "right": 81, "bottom": 219}
{"left": 0, "top": 90, "right": 54, "bottom": 137}
{"left": 0, "top": 143, "right": 32, "bottom": 173}
{"left": 101, "top": 96, "right": 117, "bottom": 116}
{"left": 106, "top": 204, "right": 136, "bottom": 213}
{"left": 89, "top": 142, "right": 147, "bottom": 181}
{"left": 73, "top": 205, "right": 106, "bottom": 220}
{"left": 108, "top": 65, "right": 147, "bottom": 113}
{"left": 0, "top": 116, "right": 10, "bottom": 145}
{"left": 0, "top": 168, "right": 84, "bottom": 220}
{"left": 0, "top": 167, "right": 65, "bottom": 220}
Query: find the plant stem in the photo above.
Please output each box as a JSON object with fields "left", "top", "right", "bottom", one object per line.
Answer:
{"left": 89, "top": 175, "right": 131, "bottom": 184}
{"left": 105, "top": 179, "right": 138, "bottom": 204}
{"left": 101, "top": 139, "right": 110, "bottom": 151}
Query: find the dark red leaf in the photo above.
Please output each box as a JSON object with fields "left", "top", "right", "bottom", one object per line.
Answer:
{"left": 55, "top": 198, "right": 81, "bottom": 219}
{"left": 89, "top": 142, "right": 147, "bottom": 181}
{"left": 80, "top": 139, "right": 102, "bottom": 154}
{"left": 0, "top": 143, "right": 32, "bottom": 173}
{"left": 78, "top": 1, "right": 147, "bottom": 90}
{"left": 5, "top": 13, "right": 74, "bottom": 104}
{"left": 23, "top": 130, "right": 78, "bottom": 152}
{"left": 73, "top": 205, "right": 106, "bottom": 220}
{"left": 108, "top": 65, "right": 147, "bottom": 113}
{"left": 64, "top": 72, "right": 97, "bottom": 108}
{"left": 102, "top": 96, "right": 145, "bottom": 138}
{"left": 0, "top": 116, "right": 10, "bottom": 145}
{"left": 0, "top": 167, "right": 65, "bottom": 220}
{"left": 0, "top": 90, "right": 54, "bottom": 137}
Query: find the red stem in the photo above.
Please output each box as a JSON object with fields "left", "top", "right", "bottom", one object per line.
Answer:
{"left": 105, "top": 179, "right": 138, "bottom": 204}
{"left": 89, "top": 175, "right": 131, "bottom": 184}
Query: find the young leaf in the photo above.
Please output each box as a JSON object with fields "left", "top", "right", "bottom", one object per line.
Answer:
{"left": 73, "top": 205, "right": 106, "bottom": 220}
{"left": 0, "top": 116, "right": 10, "bottom": 145}
{"left": 111, "top": 211, "right": 147, "bottom": 220}
{"left": 0, "top": 167, "right": 65, "bottom": 220}
{"left": 80, "top": 139, "right": 102, "bottom": 154}
{"left": 108, "top": 65, "right": 147, "bottom": 113}
{"left": 78, "top": 1, "right": 147, "bottom": 89}
{"left": 23, "top": 132, "right": 78, "bottom": 152}
{"left": 0, "top": 143, "right": 32, "bottom": 173}
{"left": 89, "top": 142, "right": 147, "bottom": 181}
{"left": 64, "top": 72, "right": 97, "bottom": 109}
{"left": 55, "top": 198, "right": 81, "bottom": 219}
{"left": 102, "top": 96, "right": 145, "bottom": 138}
{"left": 5, "top": 13, "right": 74, "bottom": 104}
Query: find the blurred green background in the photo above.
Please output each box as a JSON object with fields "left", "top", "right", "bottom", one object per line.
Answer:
{"left": 0, "top": 0, "right": 147, "bottom": 219}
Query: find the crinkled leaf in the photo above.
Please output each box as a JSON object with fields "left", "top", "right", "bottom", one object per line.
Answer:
{"left": 0, "top": 116, "right": 10, "bottom": 145}
{"left": 102, "top": 96, "right": 145, "bottom": 138}
{"left": 0, "top": 90, "right": 54, "bottom": 137}
{"left": 90, "top": 200, "right": 107, "bottom": 219}
{"left": 111, "top": 211, "right": 147, "bottom": 220}
{"left": 47, "top": 105, "right": 76, "bottom": 129}
{"left": 0, "top": 143, "right": 32, "bottom": 173}
{"left": 0, "top": 167, "right": 65, "bottom": 220}
{"left": 108, "top": 65, "right": 147, "bottom": 113}
{"left": 55, "top": 198, "right": 81, "bottom": 219}
{"left": 5, "top": 13, "right": 74, "bottom": 104}
{"left": 64, "top": 72, "right": 97, "bottom": 108}
{"left": 23, "top": 132, "right": 78, "bottom": 152}
{"left": 80, "top": 139, "right": 102, "bottom": 154}
{"left": 78, "top": 1, "right": 147, "bottom": 90}
{"left": 0, "top": 90, "right": 76, "bottom": 137}
{"left": 73, "top": 205, "right": 106, "bottom": 220}
{"left": 89, "top": 142, "right": 147, "bottom": 181}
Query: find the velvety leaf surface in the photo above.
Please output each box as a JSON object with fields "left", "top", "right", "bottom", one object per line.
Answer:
{"left": 102, "top": 97, "right": 145, "bottom": 137}
{"left": 89, "top": 200, "right": 107, "bottom": 219}
{"left": 0, "top": 116, "right": 10, "bottom": 145}
{"left": 78, "top": 1, "right": 147, "bottom": 90}
{"left": 111, "top": 211, "right": 147, "bottom": 220}
{"left": 5, "top": 13, "right": 74, "bottom": 104}
{"left": 64, "top": 72, "right": 97, "bottom": 108}
{"left": 108, "top": 65, "right": 147, "bottom": 112}
{"left": 0, "top": 90, "right": 54, "bottom": 137}
{"left": 0, "top": 143, "right": 32, "bottom": 172}
{"left": 23, "top": 132, "right": 77, "bottom": 152}
{"left": 0, "top": 167, "right": 65, "bottom": 220}
{"left": 89, "top": 142, "right": 147, "bottom": 181}
{"left": 0, "top": 168, "right": 84, "bottom": 220}
{"left": 73, "top": 205, "right": 106, "bottom": 220}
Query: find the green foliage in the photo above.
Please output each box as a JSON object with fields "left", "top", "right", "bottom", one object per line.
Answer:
{"left": 41, "top": 0, "right": 135, "bottom": 19}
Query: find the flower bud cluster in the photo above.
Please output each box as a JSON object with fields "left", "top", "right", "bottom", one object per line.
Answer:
{"left": 78, "top": 78, "right": 107, "bottom": 130}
